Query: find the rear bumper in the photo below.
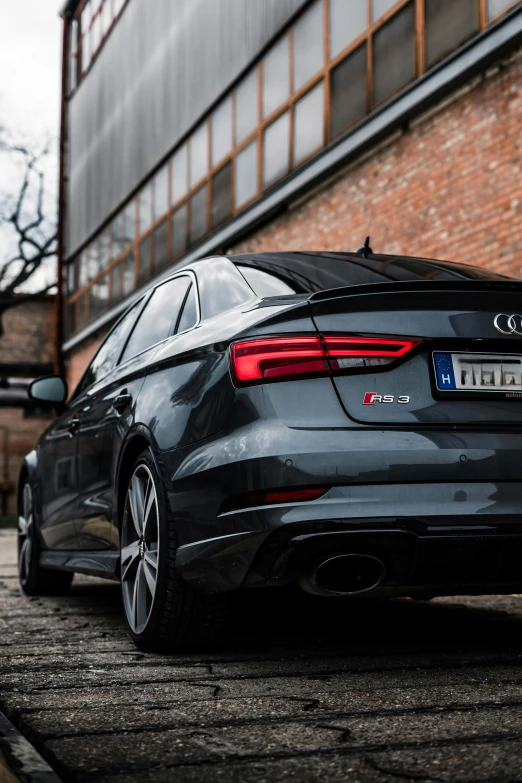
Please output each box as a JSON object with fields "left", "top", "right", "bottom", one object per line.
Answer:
{"left": 175, "top": 481, "right": 522, "bottom": 594}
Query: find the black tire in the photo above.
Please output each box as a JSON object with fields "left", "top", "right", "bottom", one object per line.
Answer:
{"left": 18, "top": 482, "right": 73, "bottom": 596}
{"left": 120, "top": 448, "right": 228, "bottom": 652}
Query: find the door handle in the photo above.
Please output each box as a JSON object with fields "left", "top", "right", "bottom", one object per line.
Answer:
{"left": 67, "top": 418, "right": 81, "bottom": 436}
{"left": 113, "top": 392, "right": 132, "bottom": 414}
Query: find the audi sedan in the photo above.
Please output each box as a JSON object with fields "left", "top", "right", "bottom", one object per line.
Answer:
{"left": 18, "top": 251, "right": 522, "bottom": 651}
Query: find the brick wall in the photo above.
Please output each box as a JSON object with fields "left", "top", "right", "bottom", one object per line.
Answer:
{"left": 0, "top": 298, "right": 57, "bottom": 516}
{"left": 0, "top": 299, "right": 56, "bottom": 364}
{"left": 230, "top": 50, "right": 522, "bottom": 279}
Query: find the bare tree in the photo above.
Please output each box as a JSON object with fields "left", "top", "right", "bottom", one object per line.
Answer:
{"left": 0, "top": 127, "right": 57, "bottom": 335}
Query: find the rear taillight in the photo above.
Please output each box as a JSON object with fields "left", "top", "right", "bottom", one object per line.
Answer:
{"left": 323, "top": 336, "right": 421, "bottom": 371}
{"left": 230, "top": 336, "right": 329, "bottom": 384}
{"left": 230, "top": 335, "right": 421, "bottom": 386}
{"left": 221, "top": 486, "right": 329, "bottom": 514}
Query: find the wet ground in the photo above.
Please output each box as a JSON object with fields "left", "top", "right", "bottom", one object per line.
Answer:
{"left": 2, "top": 528, "right": 522, "bottom": 782}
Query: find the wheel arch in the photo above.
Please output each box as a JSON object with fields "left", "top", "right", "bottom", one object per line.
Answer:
{"left": 17, "top": 451, "right": 38, "bottom": 516}
{"left": 115, "top": 427, "right": 163, "bottom": 532}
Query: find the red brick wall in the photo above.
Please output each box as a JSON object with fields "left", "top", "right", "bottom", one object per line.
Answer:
{"left": 0, "top": 299, "right": 56, "bottom": 365}
{"left": 0, "top": 298, "right": 57, "bottom": 516}
{"left": 230, "top": 50, "right": 522, "bottom": 278}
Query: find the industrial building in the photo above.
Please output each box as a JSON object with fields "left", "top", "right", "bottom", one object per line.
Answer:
{"left": 58, "top": 0, "right": 522, "bottom": 387}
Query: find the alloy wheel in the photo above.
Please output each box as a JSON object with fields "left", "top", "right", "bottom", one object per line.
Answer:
{"left": 18, "top": 483, "right": 33, "bottom": 584}
{"left": 121, "top": 464, "right": 160, "bottom": 634}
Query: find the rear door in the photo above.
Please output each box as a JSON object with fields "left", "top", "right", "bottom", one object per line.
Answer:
{"left": 75, "top": 275, "right": 193, "bottom": 549}
{"left": 310, "top": 281, "right": 522, "bottom": 426}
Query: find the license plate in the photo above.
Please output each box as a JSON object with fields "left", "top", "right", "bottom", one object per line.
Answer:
{"left": 433, "top": 352, "right": 522, "bottom": 393}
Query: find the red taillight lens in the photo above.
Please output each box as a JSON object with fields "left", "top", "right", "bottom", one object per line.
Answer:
{"left": 221, "top": 486, "right": 329, "bottom": 514}
{"left": 230, "top": 336, "right": 329, "bottom": 385}
{"left": 230, "top": 335, "right": 421, "bottom": 386}
{"left": 323, "top": 336, "right": 421, "bottom": 371}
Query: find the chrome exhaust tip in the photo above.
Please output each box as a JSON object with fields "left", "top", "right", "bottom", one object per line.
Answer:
{"left": 299, "top": 553, "right": 386, "bottom": 597}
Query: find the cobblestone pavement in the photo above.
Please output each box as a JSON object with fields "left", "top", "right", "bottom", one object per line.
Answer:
{"left": 3, "top": 528, "right": 522, "bottom": 782}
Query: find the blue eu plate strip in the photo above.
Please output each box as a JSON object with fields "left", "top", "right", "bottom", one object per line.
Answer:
{"left": 434, "top": 352, "right": 456, "bottom": 390}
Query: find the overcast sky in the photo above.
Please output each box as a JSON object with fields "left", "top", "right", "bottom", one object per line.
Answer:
{"left": 0, "top": 0, "right": 63, "bottom": 289}
{"left": 0, "top": 0, "right": 63, "bottom": 139}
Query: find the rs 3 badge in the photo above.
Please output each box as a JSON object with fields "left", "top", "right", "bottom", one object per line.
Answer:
{"left": 363, "top": 393, "right": 410, "bottom": 404}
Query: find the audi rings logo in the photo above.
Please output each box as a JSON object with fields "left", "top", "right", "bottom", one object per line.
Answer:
{"left": 494, "top": 314, "right": 522, "bottom": 335}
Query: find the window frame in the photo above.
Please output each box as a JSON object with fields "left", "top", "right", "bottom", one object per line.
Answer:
{"left": 69, "top": 296, "right": 147, "bottom": 400}
{"left": 116, "top": 270, "right": 201, "bottom": 368}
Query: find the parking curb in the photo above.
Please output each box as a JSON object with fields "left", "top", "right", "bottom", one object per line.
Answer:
{"left": 0, "top": 711, "right": 60, "bottom": 783}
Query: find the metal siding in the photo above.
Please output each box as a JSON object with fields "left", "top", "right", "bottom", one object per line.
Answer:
{"left": 67, "top": 0, "right": 307, "bottom": 256}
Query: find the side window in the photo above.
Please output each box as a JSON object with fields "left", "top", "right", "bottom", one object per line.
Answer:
{"left": 196, "top": 257, "right": 254, "bottom": 320}
{"left": 120, "top": 275, "right": 191, "bottom": 363}
{"left": 176, "top": 283, "right": 198, "bottom": 333}
{"left": 237, "top": 265, "right": 297, "bottom": 297}
{"left": 74, "top": 300, "right": 143, "bottom": 396}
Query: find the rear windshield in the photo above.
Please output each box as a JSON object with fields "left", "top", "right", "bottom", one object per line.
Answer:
{"left": 233, "top": 252, "right": 509, "bottom": 296}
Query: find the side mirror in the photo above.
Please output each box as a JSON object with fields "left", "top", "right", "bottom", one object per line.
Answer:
{"left": 28, "top": 376, "right": 68, "bottom": 405}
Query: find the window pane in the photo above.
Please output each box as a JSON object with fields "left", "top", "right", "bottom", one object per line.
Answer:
{"left": 172, "top": 145, "right": 188, "bottom": 203}
{"left": 263, "top": 36, "right": 289, "bottom": 118}
{"left": 79, "top": 251, "right": 88, "bottom": 288}
{"left": 111, "top": 214, "right": 123, "bottom": 259}
{"left": 235, "top": 70, "right": 258, "bottom": 144}
{"left": 177, "top": 284, "right": 198, "bottom": 333}
{"left": 238, "top": 265, "right": 297, "bottom": 297}
{"left": 91, "top": 11, "right": 101, "bottom": 54}
{"left": 373, "top": 2, "right": 415, "bottom": 105}
{"left": 101, "top": 0, "right": 112, "bottom": 36}
{"left": 330, "top": 43, "right": 367, "bottom": 137}
{"left": 263, "top": 111, "right": 290, "bottom": 186}
{"left": 330, "top": 0, "right": 366, "bottom": 59}
{"left": 138, "top": 237, "right": 152, "bottom": 284}
{"left": 121, "top": 276, "right": 192, "bottom": 362}
{"left": 87, "top": 241, "right": 100, "bottom": 280}
{"left": 235, "top": 139, "right": 258, "bottom": 208}
{"left": 425, "top": 0, "right": 477, "bottom": 68}
{"left": 123, "top": 252, "right": 135, "bottom": 295}
{"left": 82, "top": 300, "right": 142, "bottom": 390}
{"left": 189, "top": 186, "right": 207, "bottom": 245}
{"left": 67, "top": 260, "right": 77, "bottom": 295}
{"left": 211, "top": 97, "right": 232, "bottom": 166}
{"left": 139, "top": 183, "right": 152, "bottom": 234}
{"left": 211, "top": 163, "right": 232, "bottom": 227}
{"left": 154, "top": 220, "right": 169, "bottom": 270}
{"left": 153, "top": 163, "right": 169, "bottom": 220}
{"left": 294, "top": 82, "right": 324, "bottom": 164}
{"left": 197, "top": 257, "right": 254, "bottom": 320}
{"left": 189, "top": 124, "right": 208, "bottom": 187}
{"left": 123, "top": 201, "right": 135, "bottom": 247}
{"left": 77, "top": 296, "right": 86, "bottom": 329}
{"left": 293, "top": 1, "right": 324, "bottom": 91}
{"left": 488, "top": 0, "right": 516, "bottom": 18}
{"left": 110, "top": 263, "right": 122, "bottom": 304}
{"left": 372, "top": 0, "right": 397, "bottom": 21}
{"left": 92, "top": 274, "right": 109, "bottom": 314}
{"left": 171, "top": 205, "right": 187, "bottom": 258}
{"left": 99, "top": 229, "right": 110, "bottom": 269}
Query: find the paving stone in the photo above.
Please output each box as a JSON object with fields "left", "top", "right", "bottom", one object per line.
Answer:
{"left": 3, "top": 529, "right": 522, "bottom": 782}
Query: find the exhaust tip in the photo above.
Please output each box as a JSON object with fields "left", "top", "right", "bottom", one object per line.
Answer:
{"left": 300, "top": 553, "right": 386, "bottom": 597}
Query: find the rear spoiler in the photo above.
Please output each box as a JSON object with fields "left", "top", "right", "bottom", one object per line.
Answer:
{"left": 308, "top": 279, "right": 522, "bottom": 302}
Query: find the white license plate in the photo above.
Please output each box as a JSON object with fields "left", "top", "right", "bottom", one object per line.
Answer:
{"left": 433, "top": 352, "right": 522, "bottom": 392}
